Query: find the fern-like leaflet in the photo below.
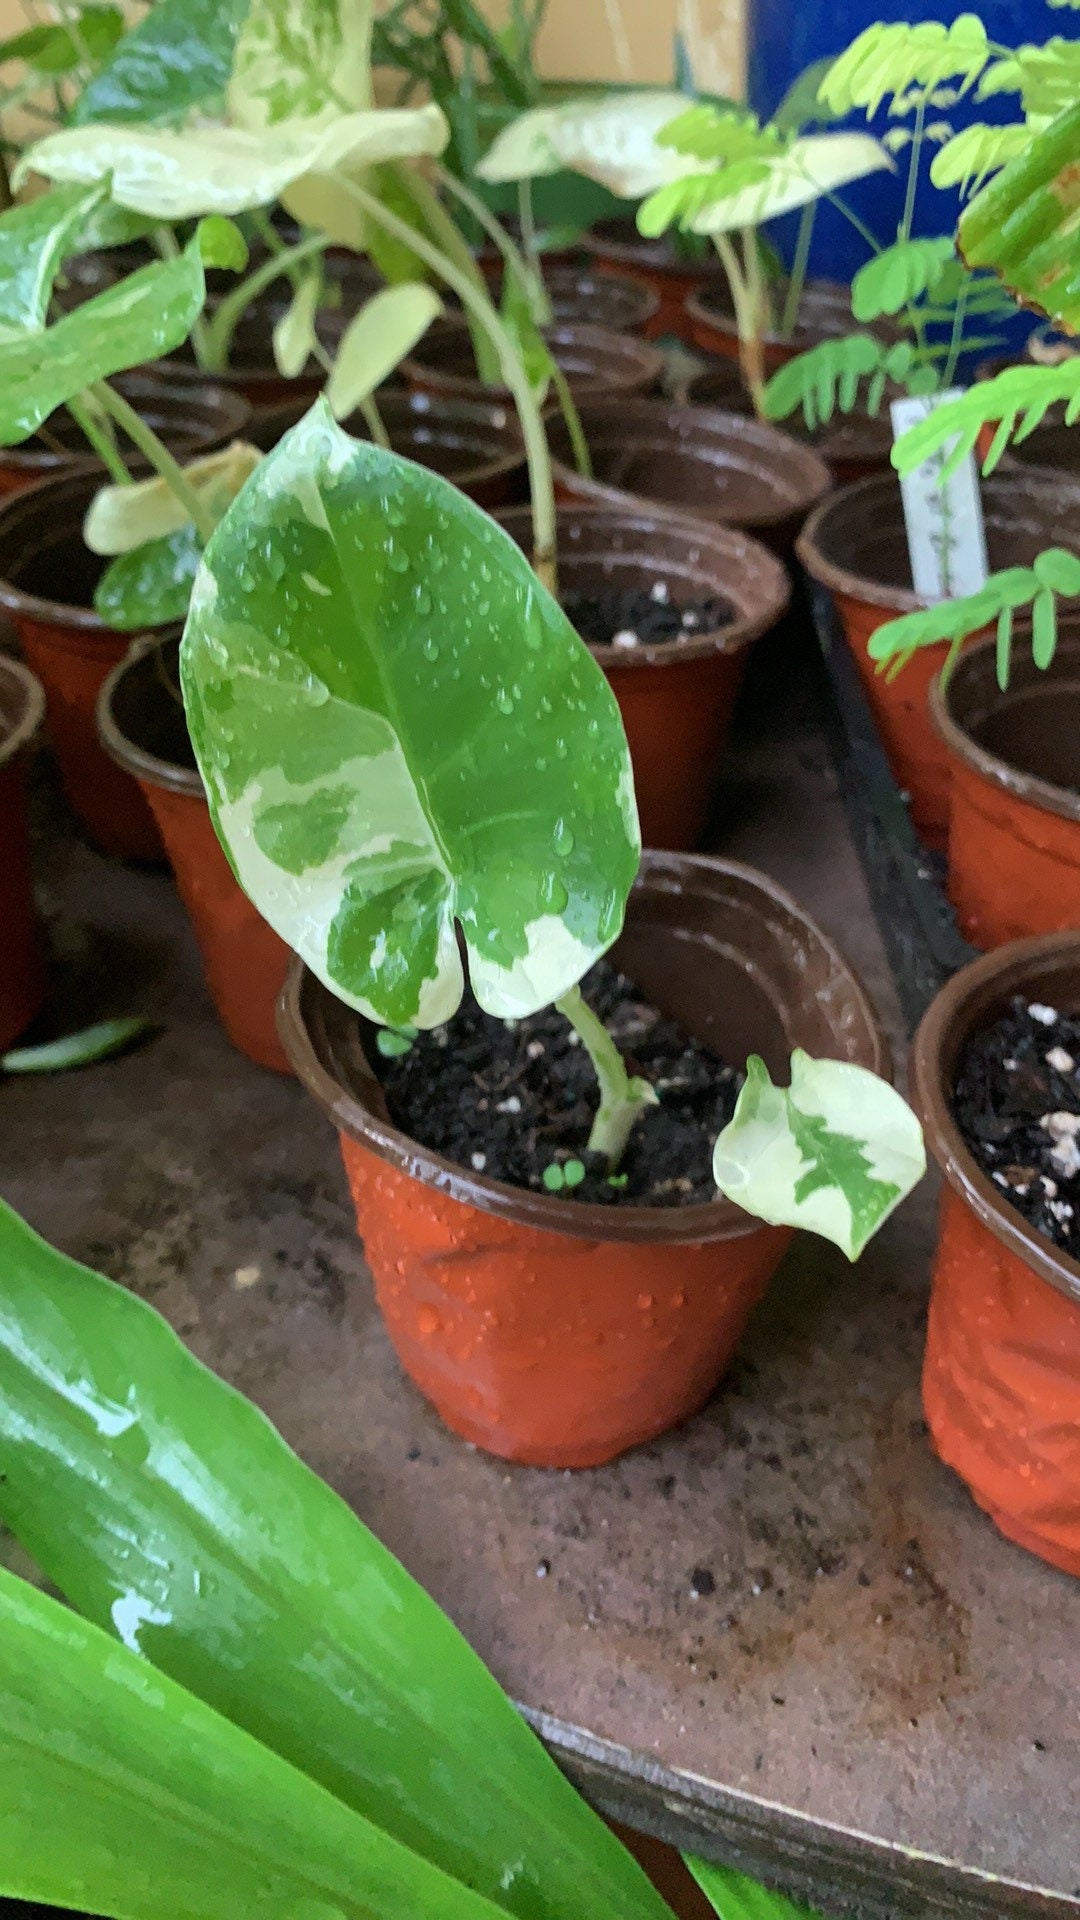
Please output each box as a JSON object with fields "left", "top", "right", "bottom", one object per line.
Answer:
{"left": 867, "top": 549, "right": 1080, "bottom": 687}
{"left": 850, "top": 236, "right": 956, "bottom": 320}
{"left": 930, "top": 121, "right": 1031, "bottom": 195}
{"left": 763, "top": 336, "right": 941, "bottom": 429}
{"left": 819, "top": 17, "right": 993, "bottom": 118}
{"left": 978, "top": 38, "right": 1080, "bottom": 117}
{"left": 891, "top": 359, "right": 1080, "bottom": 482}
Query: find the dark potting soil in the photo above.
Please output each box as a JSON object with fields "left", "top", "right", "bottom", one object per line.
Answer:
{"left": 953, "top": 995, "right": 1080, "bottom": 1259}
{"left": 375, "top": 957, "right": 742, "bottom": 1207}
{"left": 561, "top": 584, "right": 734, "bottom": 651}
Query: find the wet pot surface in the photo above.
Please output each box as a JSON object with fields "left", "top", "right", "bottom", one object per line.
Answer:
{"left": 281, "top": 852, "right": 886, "bottom": 1468}
{"left": 686, "top": 278, "right": 861, "bottom": 371}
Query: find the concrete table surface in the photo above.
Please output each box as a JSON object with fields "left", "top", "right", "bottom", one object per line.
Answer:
{"left": 2, "top": 674, "right": 1077, "bottom": 1920}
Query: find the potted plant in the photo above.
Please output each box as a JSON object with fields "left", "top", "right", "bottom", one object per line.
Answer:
{"left": 177, "top": 397, "right": 923, "bottom": 1467}
{"left": 0, "top": 1192, "right": 824, "bottom": 1920}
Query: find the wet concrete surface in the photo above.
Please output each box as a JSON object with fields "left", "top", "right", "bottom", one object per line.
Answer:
{"left": 1, "top": 661, "right": 1077, "bottom": 1920}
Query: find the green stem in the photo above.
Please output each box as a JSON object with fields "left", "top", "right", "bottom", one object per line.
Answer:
{"left": 154, "top": 223, "right": 213, "bottom": 371}
{"left": 899, "top": 96, "right": 926, "bottom": 245}
{"left": 780, "top": 200, "right": 816, "bottom": 340}
{"left": 358, "top": 392, "right": 390, "bottom": 449}
{"left": 556, "top": 985, "right": 657, "bottom": 1169}
{"left": 714, "top": 233, "right": 765, "bottom": 415}
{"left": 548, "top": 359, "right": 592, "bottom": 480}
{"left": 332, "top": 172, "right": 558, "bottom": 591}
{"left": 438, "top": 163, "right": 551, "bottom": 326}
{"left": 823, "top": 190, "right": 882, "bottom": 259}
{"left": 69, "top": 394, "right": 132, "bottom": 484}
{"left": 92, "top": 382, "right": 216, "bottom": 544}
{"left": 940, "top": 278, "right": 969, "bottom": 392}
{"left": 517, "top": 177, "right": 537, "bottom": 273}
{"left": 395, "top": 165, "right": 503, "bottom": 385}
{"left": 203, "top": 233, "right": 329, "bottom": 374}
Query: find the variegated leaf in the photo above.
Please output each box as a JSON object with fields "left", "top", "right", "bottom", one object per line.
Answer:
{"left": 85, "top": 441, "right": 264, "bottom": 554}
{"left": 0, "top": 180, "right": 107, "bottom": 338}
{"left": 669, "top": 132, "right": 891, "bottom": 235}
{"left": 272, "top": 268, "right": 322, "bottom": 379}
{"left": 228, "top": 0, "right": 373, "bottom": 132}
{"left": 326, "top": 283, "right": 442, "bottom": 418}
{"left": 180, "top": 401, "right": 639, "bottom": 1029}
{"left": 712, "top": 1051, "right": 925, "bottom": 1259}
{"left": 479, "top": 90, "right": 698, "bottom": 198}
{"left": 70, "top": 0, "right": 249, "bottom": 128}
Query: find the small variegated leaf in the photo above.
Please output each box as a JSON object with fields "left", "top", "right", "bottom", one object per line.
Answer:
{"left": 478, "top": 89, "right": 698, "bottom": 198}
{"left": 712, "top": 1051, "right": 925, "bottom": 1260}
{"left": 85, "top": 442, "right": 263, "bottom": 555}
{"left": 272, "top": 268, "right": 322, "bottom": 379}
{"left": 326, "top": 283, "right": 442, "bottom": 419}
{"left": 0, "top": 181, "right": 107, "bottom": 338}
{"left": 851, "top": 236, "right": 955, "bottom": 321}
{"left": 94, "top": 524, "right": 202, "bottom": 630}
{"left": 70, "top": 0, "right": 248, "bottom": 128}
{"left": 228, "top": 0, "right": 373, "bottom": 132}
{"left": 180, "top": 400, "right": 639, "bottom": 1029}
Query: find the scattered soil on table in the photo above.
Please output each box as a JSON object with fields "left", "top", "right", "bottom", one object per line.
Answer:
{"left": 953, "top": 995, "right": 1080, "bottom": 1258}
{"left": 374, "top": 957, "right": 742, "bottom": 1207}
{"left": 561, "top": 583, "right": 734, "bottom": 651}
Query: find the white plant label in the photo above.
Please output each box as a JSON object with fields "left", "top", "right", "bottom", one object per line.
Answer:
{"left": 890, "top": 389, "right": 989, "bottom": 602}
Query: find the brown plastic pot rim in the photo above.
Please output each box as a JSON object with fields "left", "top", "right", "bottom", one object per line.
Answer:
{"left": 0, "top": 654, "right": 46, "bottom": 769}
{"left": 403, "top": 321, "right": 666, "bottom": 395}
{"left": 96, "top": 631, "right": 201, "bottom": 799}
{"left": 684, "top": 279, "right": 850, "bottom": 348}
{"left": 279, "top": 850, "right": 889, "bottom": 1245}
{"left": 588, "top": 222, "right": 712, "bottom": 281}
{"left": 930, "top": 632, "right": 1080, "bottom": 826}
{"left": 494, "top": 501, "right": 791, "bottom": 669}
{"left": 912, "top": 931, "right": 1080, "bottom": 1307}
{"left": 0, "top": 376, "right": 251, "bottom": 476}
{"left": 0, "top": 472, "right": 171, "bottom": 635}
{"left": 550, "top": 399, "right": 831, "bottom": 534}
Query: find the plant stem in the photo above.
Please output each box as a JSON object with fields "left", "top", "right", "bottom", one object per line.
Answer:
{"left": 331, "top": 172, "right": 558, "bottom": 590}
{"left": 556, "top": 985, "right": 657, "bottom": 1169}
{"left": 154, "top": 224, "right": 214, "bottom": 371}
{"left": 517, "top": 177, "right": 537, "bottom": 271}
{"left": 714, "top": 233, "right": 766, "bottom": 415}
{"left": 395, "top": 164, "right": 503, "bottom": 384}
{"left": 91, "top": 382, "right": 216, "bottom": 543}
{"left": 69, "top": 394, "right": 132, "bottom": 484}
{"left": 438, "top": 163, "right": 551, "bottom": 326}
{"left": 203, "top": 233, "right": 330, "bottom": 374}
{"left": 358, "top": 392, "right": 390, "bottom": 449}
{"left": 899, "top": 96, "right": 926, "bottom": 245}
{"left": 780, "top": 200, "right": 815, "bottom": 340}
{"left": 548, "top": 359, "right": 592, "bottom": 479}
{"left": 940, "top": 278, "right": 969, "bottom": 392}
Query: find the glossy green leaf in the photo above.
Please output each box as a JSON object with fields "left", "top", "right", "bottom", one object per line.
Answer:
{"left": 0, "top": 180, "right": 107, "bottom": 338}
{"left": 642, "top": 132, "right": 891, "bottom": 237}
{"left": 19, "top": 106, "right": 448, "bottom": 222}
{"left": 71, "top": 0, "right": 249, "bottom": 128}
{"left": 272, "top": 267, "right": 321, "bottom": 379}
{"left": 820, "top": 17, "right": 991, "bottom": 118}
{"left": 478, "top": 89, "right": 697, "bottom": 196}
{"left": 198, "top": 215, "right": 250, "bottom": 274}
{"left": 0, "top": 1199, "right": 670, "bottom": 1920}
{"left": 229, "top": 0, "right": 373, "bottom": 132}
{"left": 326, "top": 283, "right": 441, "bottom": 417}
{"left": 959, "top": 101, "right": 1080, "bottom": 332}
{"left": 686, "top": 1856, "right": 825, "bottom": 1920}
{"left": 0, "top": 5, "right": 123, "bottom": 77}
{"left": 0, "top": 234, "right": 207, "bottom": 444}
{"left": 0, "top": 1565, "right": 514, "bottom": 1920}
{"left": 94, "top": 524, "right": 203, "bottom": 629}
{"left": 181, "top": 401, "right": 638, "bottom": 1027}
{"left": 87, "top": 441, "right": 264, "bottom": 555}
{"left": 712, "top": 1051, "right": 925, "bottom": 1259}
{"left": 0, "top": 1017, "right": 150, "bottom": 1073}
{"left": 851, "top": 236, "right": 955, "bottom": 321}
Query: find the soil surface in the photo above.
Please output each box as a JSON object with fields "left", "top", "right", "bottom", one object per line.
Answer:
{"left": 953, "top": 995, "right": 1080, "bottom": 1258}
{"left": 562, "top": 584, "right": 734, "bottom": 651}
{"left": 375, "top": 958, "right": 742, "bottom": 1207}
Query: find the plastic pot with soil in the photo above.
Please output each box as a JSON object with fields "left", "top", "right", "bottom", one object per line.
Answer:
{"left": 931, "top": 633, "right": 1080, "bottom": 949}
{"left": 478, "top": 262, "right": 660, "bottom": 335}
{"left": 0, "top": 472, "right": 170, "bottom": 861}
{"left": 402, "top": 317, "right": 664, "bottom": 406}
{"left": 96, "top": 636, "right": 291, "bottom": 1073}
{"left": 913, "top": 933, "right": 1080, "bottom": 1577}
{"left": 248, "top": 389, "right": 527, "bottom": 510}
{"left": 588, "top": 217, "right": 714, "bottom": 341}
{"left": 281, "top": 852, "right": 889, "bottom": 1468}
{"left": 0, "top": 655, "right": 46, "bottom": 1051}
{"left": 0, "top": 374, "right": 251, "bottom": 502}
{"left": 494, "top": 502, "right": 791, "bottom": 849}
{"left": 680, "top": 361, "right": 896, "bottom": 488}
{"left": 545, "top": 399, "right": 831, "bottom": 557}
{"left": 797, "top": 470, "right": 1080, "bottom": 852}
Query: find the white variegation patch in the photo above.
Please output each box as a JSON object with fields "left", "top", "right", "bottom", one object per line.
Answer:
{"left": 479, "top": 90, "right": 699, "bottom": 199}
{"left": 682, "top": 133, "right": 891, "bottom": 235}
{"left": 467, "top": 914, "right": 599, "bottom": 1021}
{"left": 228, "top": 0, "right": 374, "bottom": 132}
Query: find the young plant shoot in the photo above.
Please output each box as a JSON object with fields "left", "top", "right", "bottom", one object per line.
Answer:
{"left": 180, "top": 400, "right": 924, "bottom": 1260}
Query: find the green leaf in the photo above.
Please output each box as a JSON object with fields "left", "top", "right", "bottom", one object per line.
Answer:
{"left": 772, "top": 56, "right": 846, "bottom": 133}
{"left": 94, "top": 524, "right": 203, "bottom": 629}
{"left": 476, "top": 100, "right": 567, "bottom": 183}
{"left": 959, "top": 101, "right": 1080, "bottom": 332}
{"left": 19, "top": 106, "right": 449, "bottom": 222}
{"left": 197, "top": 215, "right": 249, "bottom": 273}
{"left": 1031, "top": 588, "right": 1058, "bottom": 669}
{"left": 273, "top": 266, "right": 322, "bottom": 378}
{"left": 228, "top": 0, "right": 374, "bottom": 131}
{"left": 851, "top": 236, "right": 956, "bottom": 321}
{"left": 0, "top": 180, "right": 107, "bottom": 337}
{"left": 0, "top": 1198, "right": 670, "bottom": 1920}
{"left": 363, "top": 162, "right": 436, "bottom": 286}
{"left": 929, "top": 122, "right": 1031, "bottom": 195}
{"left": 977, "top": 40, "right": 1080, "bottom": 120}
{"left": 86, "top": 442, "right": 262, "bottom": 556}
{"left": 762, "top": 333, "right": 897, "bottom": 430}
{"left": 0, "top": 5, "right": 123, "bottom": 77}
{"left": 1033, "top": 547, "right": 1080, "bottom": 595}
{"left": 864, "top": 559, "right": 1080, "bottom": 675}
{"left": 326, "top": 282, "right": 442, "bottom": 417}
{"left": 0, "top": 234, "right": 208, "bottom": 444}
{"left": 0, "top": 1017, "right": 150, "bottom": 1073}
{"left": 820, "top": 17, "right": 991, "bottom": 118}
{"left": 686, "top": 1856, "right": 825, "bottom": 1920}
{"left": 181, "top": 401, "right": 638, "bottom": 1027}
{"left": 0, "top": 1565, "right": 514, "bottom": 1920}
{"left": 657, "top": 100, "right": 776, "bottom": 162}
{"left": 71, "top": 0, "right": 249, "bottom": 128}
{"left": 641, "top": 132, "right": 891, "bottom": 237}
{"left": 890, "top": 361, "right": 1080, "bottom": 481}
{"left": 712, "top": 1051, "right": 925, "bottom": 1260}
{"left": 478, "top": 89, "right": 698, "bottom": 196}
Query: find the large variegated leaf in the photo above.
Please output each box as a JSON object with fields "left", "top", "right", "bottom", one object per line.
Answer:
{"left": 0, "top": 1567, "right": 510, "bottom": 1920}
{"left": 85, "top": 442, "right": 264, "bottom": 554}
{"left": 0, "top": 235, "right": 208, "bottom": 443}
{"left": 712, "top": 1051, "right": 925, "bottom": 1259}
{"left": 476, "top": 101, "right": 568, "bottom": 183}
{"left": 181, "top": 400, "right": 638, "bottom": 1027}
{"left": 479, "top": 89, "right": 697, "bottom": 197}
{"left": 229, "top": 0, "right": 373, "bottom": 132}
{"left": 0, "top": 1199, "right": 671, "bottom": 1920}
{"left": 959, "top": 101, "right": 1080, "bottom": 332}
{"left": 70, "top": 0, "right": 250, "bottom": 128}
{"left": 0, "top": 180, "right": 107, "bottom": 337}
{"left": 326, "top": 283, "right": 442, "bottom": 418}
{"left": 640, "top": 132, "right": 890, "bottom": 238}
{"left": 18, "top": 106, "right": 448, "bottom": 221}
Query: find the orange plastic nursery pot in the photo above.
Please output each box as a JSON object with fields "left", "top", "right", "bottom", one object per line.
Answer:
{"left": 280, "top": 852, "right": 889, "bottom": 1469}
{"left": 0, "top": 473, "right": 168, "bottom": 861}
{"left": 97, "top": 637, "right": 291, "bottom": 1074}
{"left": 494, "top": 503, "right": 791, "bottom": 850}
{"left": 931, "top": 634, "right": 1080, "bottom": 949}
{"left": 0, "top": 375, "right": 250, "bottom": 502}
{"left": 587, "top": 219, "right": 713, "bottom": 341}
{"left": 0, "top": 655, "right": 46, "bottom": 1051}
{"left": 797, "top": 472, "right": 1080, "bottom": 852}
{"left": 913, "top": 934, "right": 1080, "bottom": 1577}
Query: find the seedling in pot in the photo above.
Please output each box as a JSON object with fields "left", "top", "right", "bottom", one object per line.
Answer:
{"left": 180, "top": 398, "right": 925, "bottom": 1259}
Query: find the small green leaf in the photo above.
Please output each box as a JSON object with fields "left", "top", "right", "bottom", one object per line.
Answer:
{"left": 0, "top": 6, "right": 123, "bottom": 77}
{"left": 712, "top": 1052, "right": 925, "bottom": 1260}
{"left": 996, "top": 606, "right": 1013, "bottom": 690}
{"left": 606, "top": 1172, "right": 628, "bottom": 1190}
{"left": 0, "top": 180, "right": 107, "bottom": 337}
{"left": 197, "top": 216, "right": 249, "bottom": 274}
{"left": 273, "top": 267, "right": 322, "bottom": 379}
{"left": 1033, "top": 548, "right": 1080, "bottom": 596}
{"left": 1, "top": 1017, "right": 151, "bottom": 1073}
{"left": 686, "top": 1855, "right": 826, "bottom": 1920}
{"left": 375, "top": 1028, "right": 413, "bottom": 1057}
{"left": 929, "top": 122, "right": 1030, "bottom": 195}
{"left": 1031, "top": 588, "right": 1058, "bottom": 670}
{"left": 851, "top": 236, "right": 956, "bottom": 321}
{"left": 327, "top": 283, "right": 443, "bottom": 419}
{"left": 563, "top": 1159, "right": 586, "bottom": 1188}
{"left": 820, "top": 17, "right": 992, "bottom": 119}
{"left": 542, "top": 1162, "right": 565, "bottom": 1191}
{"left": 85, "top": 442, "right": 263, "bottom": 554}
{"left": 94, "top": 525, "right": 202, "bottom": 630}
{"left": 71, "top": 0, "right": 248, "bottom": 127}
{"left": 763, "top": 334, "right": 891, "bottom": 430}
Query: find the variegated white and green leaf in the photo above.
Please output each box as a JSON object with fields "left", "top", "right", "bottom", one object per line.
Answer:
{"left": 180, "top": 400, "right": 639, "bottom": 1029}
{"left": 327, "top": 284, "right": 442, "bottom": 420}
{"left": 476, "top": 102, "right": 568, "bottom": 184}
{"left": 18, "top": 107, "right": 448, "bottom": 222}
{"left": 85, "top": 441, "right": 263, "bottom": 554}
{"left": 94, "top": 525, "right": 204, "bottom": 630}
{"left": 228, "top": 0, "right": 373, "bottom": 133}
{"left": 712, "top": 1051, "right": 925, "bottom": 1259}
{"left": 655, "top": 132, "right": 891, "bottom": 236}
{"left": 272, "top": 268, "right": 322, "bottom": 379}
{"left": 478, "top": 89, "right": 698, "bottom": 198}
{"left": 0, "top": 181, "right": 107, "bottom": 339}
{"left": 71, "top": 0, "right": 249, "bottom": 128}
